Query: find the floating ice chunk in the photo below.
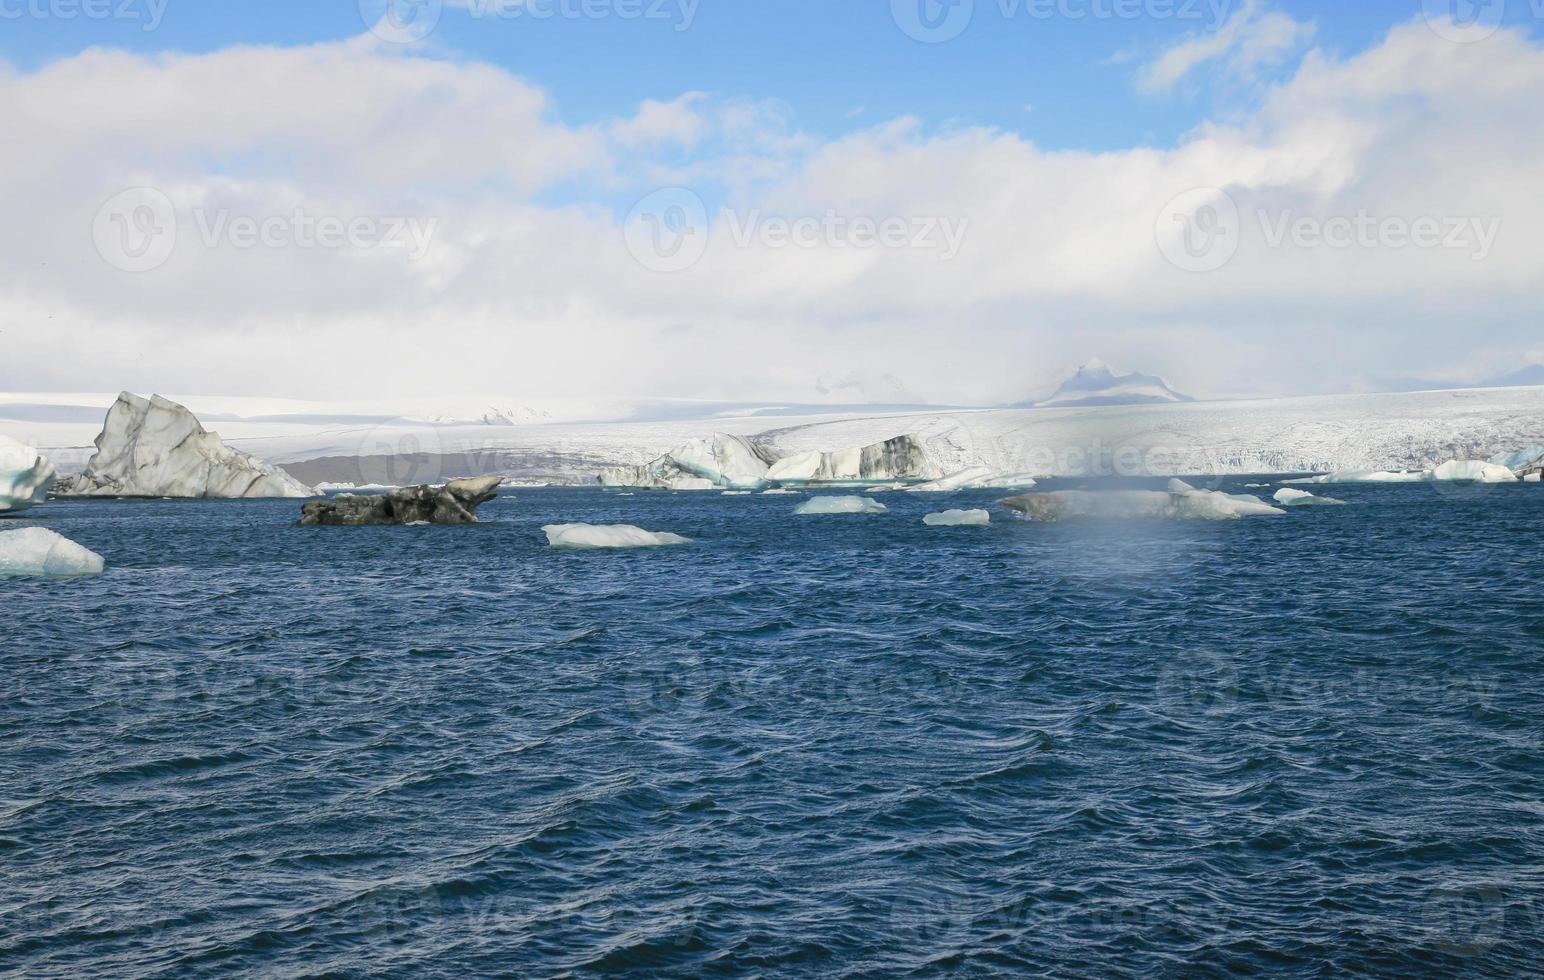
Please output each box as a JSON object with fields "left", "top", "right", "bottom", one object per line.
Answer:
{"left": 1284, "top": 470, "right": 1429, "bottom": 485}
{"left": 762, "top": 488, "right": 799, "bottom": 495}
{"left": 0, "top": 528, "right": 105, "bottom": 578}
{"left": 1274, "top": 488, "right": 1346, "bottom": 507}
{"left": 0, "top": 436, "right": 56, "bottom": 514}
{"left": 923, "top": 509, "right": 991, "bottom": 526}
{"left": 721, "top": 490, "right": 752, "bottom": 496}
{"left": 1430, "top": 460, "right": 1518, "bottom": 483}
{"left": 909, "top": 467, "right": 1039, "bottom": 492}
{"left": 794, "top": 496, "right": 888, "bottom": 515}
{"left": 542, "top": 524, "right": 691, "bottom": 549}
{"left": 1001, "top": 487, "right": 1283, "bottom": 522}
{"left": 1490, "top": 446, "right": 1544, "bottom": 476}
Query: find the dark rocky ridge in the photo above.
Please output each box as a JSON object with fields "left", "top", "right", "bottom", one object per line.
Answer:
{"left": 300, "top": 477, "right": 502, "bottom": 526}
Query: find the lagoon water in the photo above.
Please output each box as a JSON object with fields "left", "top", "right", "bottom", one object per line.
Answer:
{"left": 3, "top": 482, "right": 1543, "bottom": 976}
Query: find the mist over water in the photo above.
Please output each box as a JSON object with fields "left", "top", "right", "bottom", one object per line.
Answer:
{"left": 3, "top": 483, "right": 1543, "bottom": 976}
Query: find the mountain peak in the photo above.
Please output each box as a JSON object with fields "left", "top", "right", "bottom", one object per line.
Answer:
{"left": 1034, "top": 360, "right": 1193, "bottom": 408}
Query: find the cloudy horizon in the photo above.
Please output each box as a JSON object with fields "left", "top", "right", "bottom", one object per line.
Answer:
{"left": 3, "top": 1, "right": 1541, "bottom": 407}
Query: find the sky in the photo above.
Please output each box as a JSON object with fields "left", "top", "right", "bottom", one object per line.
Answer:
{"left": 1, "top": 0, "right": 1541, "bottom": 406}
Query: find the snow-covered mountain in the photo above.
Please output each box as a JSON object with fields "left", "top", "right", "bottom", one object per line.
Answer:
{"left": 1028, "top": 359, "right": 1193, "bottom": 409}
{"left": 407, "top": 403, "right": 553, "bottom": 426}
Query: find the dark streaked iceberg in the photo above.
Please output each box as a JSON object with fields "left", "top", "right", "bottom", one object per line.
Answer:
{"left": 300, "top": 476, "right": 501, "bottom": 526}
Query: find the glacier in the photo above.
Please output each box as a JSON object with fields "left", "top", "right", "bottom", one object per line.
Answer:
{"left": 794, "top": 496, "right": 888, "bottom": 515}
{"left": 0, "top": 527, "right": 104, "bottom": 578}
{"left": 598, "top": 433, "right": 772, "bottom": 491}
{"left": 765, "top": 435, "right": 941, "bottom": 486}
{"left": 0, "top": 436, "right": 56, "bottom": 514}
{"left": 11, "top": 386, "right": 1544, "bottom": 489}
{"left": 542, "top": 524, "right": 692, "bottom": 549}
{"left": 923, "top": 509, "right": 992, "bottom": 527}
{"left": 55, "top": 393, "right": 315, "bottom": 499}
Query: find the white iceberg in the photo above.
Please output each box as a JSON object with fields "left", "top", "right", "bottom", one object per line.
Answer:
{"left": 1003, "top": 482, "right": 1283, "bottom": 522}
{"left": 542, "top": 523, "right": 692, "bottom": 549}
{"left": 794, "top": 496, "right": 888, "bottom": 515}
{"left": 1284, "top": 470, "right": 1429, "bottom": 485}
{"left": 0, "top": 527, "right": 104, "bottom": 578}
{"left": 56, "top": 393, "right": 315, "bottom": 499}
{"left": 765, "top": 435, "right": 942, "bottom": 485}
{"left": 1431, "top": 460, "right": 1518, "bottom": 483}
{"left": 1273, "top": 487, "right": 1346, "bottom": 507}
{"left": 0, "top": 436, "right": 56, "bottom": 514}
{"left": 907, "top": 466, "right": 1039, "bottom": 493}
{"left": 923, "top": 508, "right": 991, "bottom": 526}
{"left": 1491, "top": 446, "right": 1544, "bottom": 478}
{"left": 598, "top": 433, "right": 772, "bottom": 490}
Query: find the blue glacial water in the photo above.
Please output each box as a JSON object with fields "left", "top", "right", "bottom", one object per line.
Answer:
{"left": 3, "top": 480, "right": 1543, "bottom": 977}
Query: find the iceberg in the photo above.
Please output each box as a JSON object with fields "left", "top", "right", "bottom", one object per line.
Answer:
{"left": 1273, "top": 487, "right": 1346, "bottom": 507}
{"left": 300, "top": 476, "right": 502, "bottom": 525}
{"left": 598, "top": 433, "right": 772, "bottom": 490}
{"left": 765, "top": 435, "right": 942, "bottom": 485}
{"left": 56, "top": 393, "right": 315, "bottom": 499}
{"left": 907, "top": 466, "right": 1039, "bottom": 493}
{"left": 0, "top": 527, "right": 105, "bottom": 578}
{"left": 1284, "top": 470, "right": 1429, "bottom": 485}
{"left": 1491, "top": 446, "right": 1544, "bottom": 478}
{"left": 794, "top": 496, "right": 888, "bottom": 515}
{"left": 1002, "top": 483, "right": 1283, "bottom": 522}
{"left": 923, "top": 508, "right": 991, "bottom": 526}
{"left": 1430, "top": 460, "right": 1518, "bottom": 483}
{"left": 542, "top": 523, "right": 692, "bottom": 549}
{"left": 0, "top": 436, "right": 56, "bottom": 514}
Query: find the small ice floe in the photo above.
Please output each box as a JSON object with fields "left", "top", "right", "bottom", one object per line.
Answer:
{"left": 1273, "top": 488, "right": 1346, "bottom": 507}
{"left": 794, "top": 496, "right": 888, "bottom": 515}
{"left": 542, "top": 524, "right": 691, "bottom": 549}
{"left": 762, "top": 488, "right": 799, "bottom": 495}
{"left": 908, "top": 467, "right": 1038, "bottom": 493}
{"left": 923, "top": 509, "right": 991, "bottom": 527}
{"left": 721, "top": 490, "right": 753, "bottom": 496}
{"left": 0, "top": 527, "right": 105, "bottom": 578}
{"left": 1284, "top": 471, "right": 1428, "bottom": 485}
{"left": 1002, "top": 481, "right": 1283, "bottom": 522}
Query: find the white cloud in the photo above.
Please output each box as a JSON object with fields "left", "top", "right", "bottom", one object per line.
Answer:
{"left": 1138, "top": 0, "right": 1315, "bottom": 94}
{"left": 3, "top": 18, "right": 1542, "bottom": 406}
